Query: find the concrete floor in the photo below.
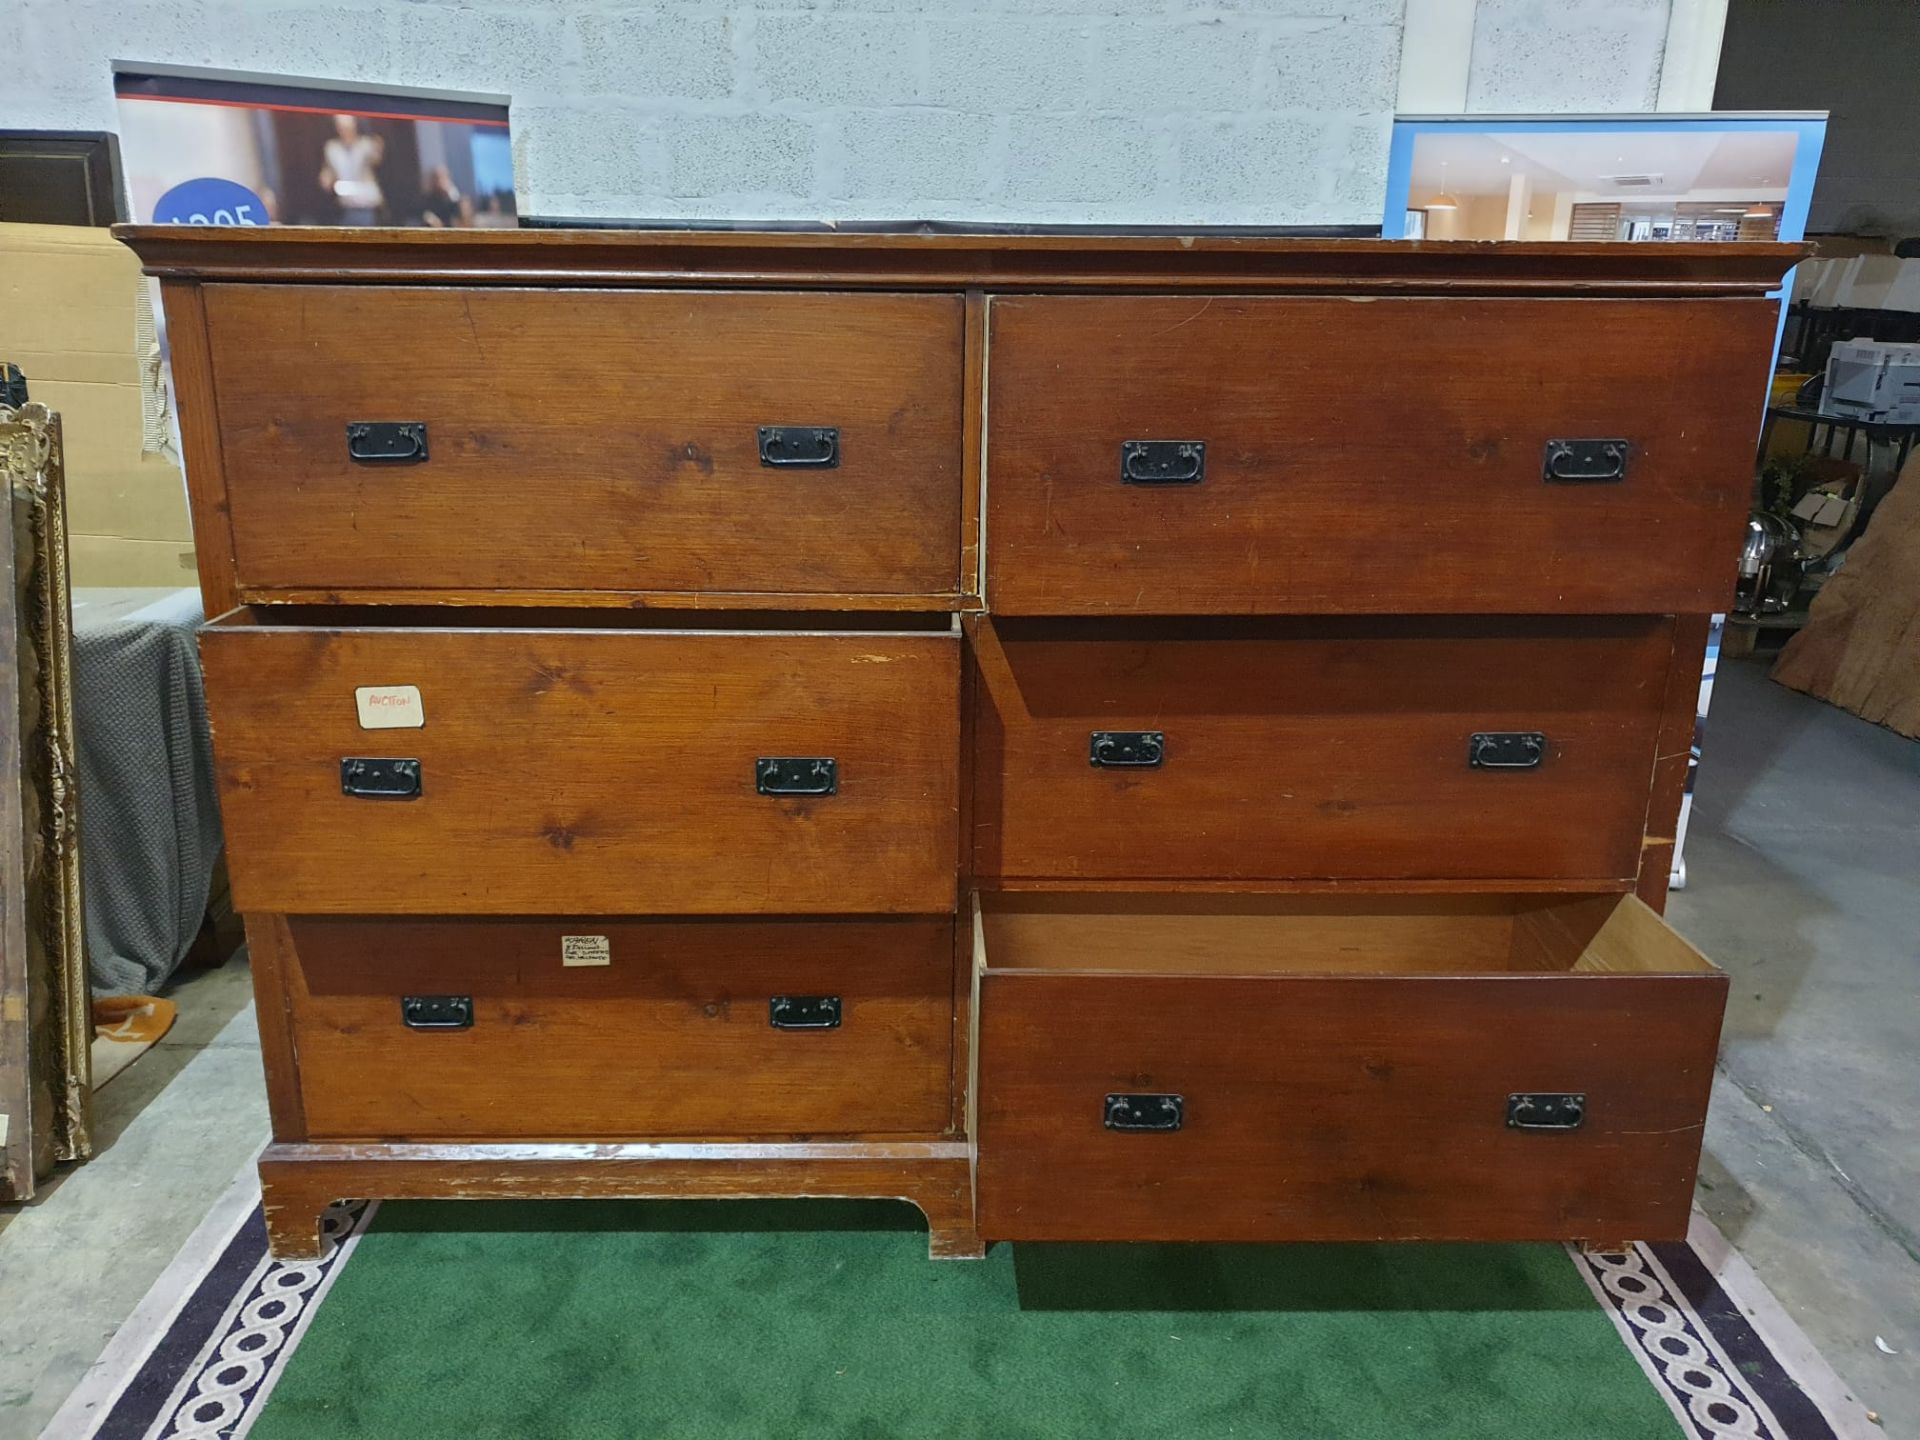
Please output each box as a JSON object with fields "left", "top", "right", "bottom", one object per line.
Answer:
{"left": 0, "top": 655, "right": 1914, "bottom": 1437}
{"left": 0, "top": 956, "right": 266, "bottom": 1437}
{"left": 1668, "top": 656, "right": 1920, "bottom": 1428}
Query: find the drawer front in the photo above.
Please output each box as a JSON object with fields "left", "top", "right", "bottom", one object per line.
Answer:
{"left": 973, "top": 617, "right": 1674, "bottom": 884}
{"left": 976, "top": 968, "right": 1725, "bottom": 1242}
{"left": 985, "top": 295, "right": 1778, "bottom": 615}
{"left": 201, "top": 624, "right": 960, "bottom": 914}
{"left": 203, "top": 286, "right": 963, "bottom": 599}
{"left": 285, "top": 917, "right": 954, "bottom": 1140}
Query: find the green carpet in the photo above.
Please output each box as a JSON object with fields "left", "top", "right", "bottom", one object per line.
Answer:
{"left": 251, "top": 1199, "right": 1685, "bottom": 1440}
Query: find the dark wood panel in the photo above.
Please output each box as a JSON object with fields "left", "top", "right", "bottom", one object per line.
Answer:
{"left": 976, "top": 967, "right": 1726, "bottom": 1243}
{"left": 287, "top": 916, "right": 953, "bottom": 1141}
{"left": 984, "top": 296, "right": 1780, "bottom": 614}
{"left": 973, "top": 617, "right": 1674, "bottom": 883}
{"left": 117, "top": 225, "right": 1801, "bottom": 298}
{"left": 238, "top": 587, "right": 961, "bottom": 612}
{"left": 203, "top": 286, "right": 963, "bottom": 599}
{"left": 243, "top": 915, "right": 309, "bottom": 1141}
{"left": 200, "top": 624, "right": 960, "bottom": 914}
{"left": 0, "top": 132, "right": 123, "bottom": 226}
{"left": 1638, "top": 614, "right": 1713, "bottom": 912}
{"left": 159, "top": 282, "right": 241, "bottom": 618}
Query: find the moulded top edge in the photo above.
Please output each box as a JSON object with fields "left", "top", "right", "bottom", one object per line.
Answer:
{"left": 111, "top": 224, "right": 1805, "bottom": 294}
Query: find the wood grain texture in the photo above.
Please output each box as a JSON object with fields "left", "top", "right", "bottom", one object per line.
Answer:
{"left": 976, "top": 967, "right": 1725, "bottom": 1243}
{"left": 284, "top": 916, "right": 953, "bottom": 1140}
{"left": 948, "top": 620, "right": 980, "bottom": 1135}
{"left": 1637, "top": 614, "right": 1713, "bottom": 912}
{"left": 984, "top": 296, "right": 1781, "bottom": 615}
{"left": 200, "top": 621, "right": 960, "bottom": 914}
{"left": 984, "top": 892, "right": 1532, "bottom": 976}
{"left": 116, "top": 225, "right": 1801, "bottom": 297}
{"left": 128, "top": 225, "right": 1782, "bottom": 1255}
{"left": 257, "top": 1139, "right": 980, "bottom": 1260}
{"left": 983, "top": 876, "right": 1635, "bottom": 895}
{"left": 960, "top": 288, "right": 986, "bottom": 610}
{"left": 157, "top": 282, "right": 240, "bottom": 617}
{"left": 237, "top": 587, "right": 963, "bottom": 612}
{"left": 973, "top": 616, "right": 1675, "bottom": 884}
{"left": 202, "top": 285, "right": 963, "bottom": 600}
{"left": 243, "top": 915, "right": 309, "bottom": 1141}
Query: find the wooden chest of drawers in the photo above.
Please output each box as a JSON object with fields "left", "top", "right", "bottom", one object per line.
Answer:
{"left": 119, "top": 225, "right": 1796, "bottom": 1259}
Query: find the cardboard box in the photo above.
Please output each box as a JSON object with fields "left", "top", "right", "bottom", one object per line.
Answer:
{"left": 0, "top": 223, "right": 198, "bottom": 586}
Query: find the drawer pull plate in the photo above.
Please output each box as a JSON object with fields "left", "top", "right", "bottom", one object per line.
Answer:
{"left": 1121, "top": 440, "right": 1205, "bottom": 486}
{"left": 1090, "top": 730, "right": 1165, "bottom": 769}
{"left": 758, "top": 426, "right": 840, "bottom": 468}
{"left": 769, "top": 995, "right": 842, "bottom": 1030}
{"left": 1507, "top": 1092, "right": 1586, "bottom": 1131}
{"left": 1469, "top": 732, "right": 1545, "bottom": 770}
{"left": 341, "top": 757, "right": 423, "bottom": 799}
{"left": 1543, "top": 439, "right": 1629, "bottom": 484}
{"left": 346, "top": 421, "right": 429, "bottom": 464}
{"left": 1105, "top": 1092, "right": 1184, "bottom": 1132}
{"left": 401, "top": 995, "right": 472, "bottom": 1030}
{"left": 755, "top": 756, "right": 838, "bottom": 796}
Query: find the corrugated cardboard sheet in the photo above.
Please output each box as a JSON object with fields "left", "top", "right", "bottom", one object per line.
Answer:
{"left": 1774, "top": 450, "right": 1920, "bottom": 738}
{"left": 0, "top": 223, "right": 197, "bottom": 586}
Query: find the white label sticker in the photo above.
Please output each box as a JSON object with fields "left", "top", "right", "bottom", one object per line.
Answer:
{"left": 561, "top": 935, "right": 611, "bottom": 968}
{"left": 355, "top": 685, "right": 424, "bottom": 730}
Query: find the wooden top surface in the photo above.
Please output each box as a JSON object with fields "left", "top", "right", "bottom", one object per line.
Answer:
{"left": 112, "top": 224, "right": 1804, "bottom": 295}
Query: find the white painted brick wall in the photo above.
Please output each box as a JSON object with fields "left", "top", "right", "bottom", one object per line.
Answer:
{"left": 14, "top": 0, "right": 1676, "bottom": 228}
{"left": 1465, "top": 0, "right": 1673, "bottom": 113}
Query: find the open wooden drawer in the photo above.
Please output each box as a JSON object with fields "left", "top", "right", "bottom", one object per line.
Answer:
{"left": 971, "top": 891, "right": 1726, "bottom": 1244}
{"left": 198, "top": 607, "right": 961, "bottom": 916}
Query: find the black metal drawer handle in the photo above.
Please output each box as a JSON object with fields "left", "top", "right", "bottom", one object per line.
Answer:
{"left": 1507, "top": 1092, "right": 1585, "bottom": 1130}
{"left": 1121, "top": 440, "right": 1205, "bottom": 485}
{"left": 1106, "top": 1093, "right": 1184, "bottom": 1132}
{"left": 1469, "top": 733, "right": 1545, "bottom": 770}
{"left": 758, "top": 426, "right": 839, "bottom": 468}
{"left": 346, "top": 421, "right": 429, "bottom": 463}
{"left": 401, "top": 995, "right": 472, "bottom": 1030}
{"left": 341, "top": 757, "right": 422, "bottom": 799}
{"left": 1090, "top": 731, "right": 1164, "bottom": 768}
{"left": 1543, "top": 439, "right": 1629, "bottom": 484}
{"left": 756, "top": 757, "right": 837, "bottom": 796}
{"left": 769, "top": 995, "right": 841, "bottom": 1030}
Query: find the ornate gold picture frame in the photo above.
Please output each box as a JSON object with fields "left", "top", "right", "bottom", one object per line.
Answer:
{"left": 1, "top": 401, "right": 91, "bottom": 1199}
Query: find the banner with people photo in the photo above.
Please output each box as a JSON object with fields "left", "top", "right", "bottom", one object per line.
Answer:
{"left": 114, "top": 70, "right": 516, "bottom": 230}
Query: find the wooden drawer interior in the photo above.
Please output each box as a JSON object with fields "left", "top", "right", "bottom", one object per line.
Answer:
{"left": 200, "top": 609, "right": 961, "bottom": 916}
{"left": 281, "top": 915, "right": 956, "bottom": 1141}
{"left": 973, "top": 891, "right": 1726, "bottom": 1244}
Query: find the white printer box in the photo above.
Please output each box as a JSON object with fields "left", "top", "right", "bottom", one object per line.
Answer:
{"left": 1823, "top": 338, "right": 1920, "bottom": 425}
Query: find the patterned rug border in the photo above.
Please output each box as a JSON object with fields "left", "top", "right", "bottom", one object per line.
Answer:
{"left": 1567, "top": 1225, "right": 1876, "bottom": 1440}
{"left": 39, "top": 1162, "right": 377, "bottom": 1440}
{"left": 45, "top": 1178, "right": 1879, "bottom": 1440}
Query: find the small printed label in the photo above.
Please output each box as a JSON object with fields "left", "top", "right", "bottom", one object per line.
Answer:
{"left": 355, "top": 685, "right": 424, "bottom": 730}
{"left": 561, "top": 935, "right": 611, "bottom": 968}
{"left": 0, "top": 1112, "right": 9, "bottom": 1146}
